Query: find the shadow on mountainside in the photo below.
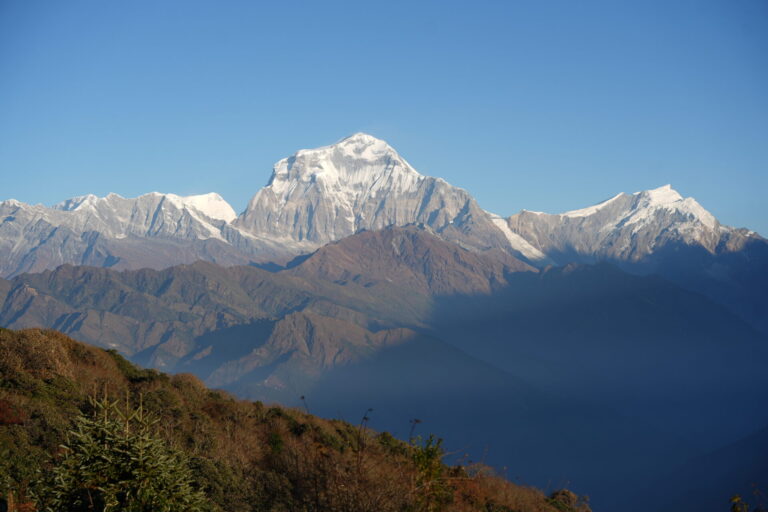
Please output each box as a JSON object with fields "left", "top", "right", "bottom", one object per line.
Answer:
{"left": 632, "top": 423, "right": 768, "bottom": 512}
{"left": 618, "top": 238, "right": 768, "bottom": 335}
{"left": 546, "top": 237, "right": 768, "bottom": 336}
{"left": 300, "top": 331, "right": 693, "bottom": 512}
{"left": 422, "top": 263, "right": 768, "bottom": 511}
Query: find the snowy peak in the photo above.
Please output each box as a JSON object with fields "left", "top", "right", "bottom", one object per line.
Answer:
{"left": 628, "top": 185, "right": 717, "bottom": 231}
{"left": 289, "top": 132, "right": 402, "bottom": 164}
{"left": 53, "top": 192, "right": 236, "bottom": 223}
{"left": 163, "top": 192, "right": 237, "bottom": 223}
{"left": 265, "top": 132, "right": 421, "bottom": 200}
{"left": 558, "top": 185, "right": 717, "bottom": 231}
{"left": 332, "top": 132, "right": 400, "bottom": 160}
{"left": 639, "top": 184, "right": 683, "bottom": 204}
{"left": 53, "top": 194, "right": 101, "bottom": 211}
{"left": 3, "top": 191, "right": 238, "bottom": 251}
{"left": 2, "top": 134, "right": 756, "bottom": 280}
{"left": 506, "top": 184, "right": 730, "bottom": 265}
{"left": 235, "top": 133, "right": 515, "bottom": 250}
{"left": 562, "top": 193, "right": 625, "bottom": 218}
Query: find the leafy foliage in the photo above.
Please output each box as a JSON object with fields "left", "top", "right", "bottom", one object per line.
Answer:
{"left": 411, "top": 434, "right": 452, "bottom": 512}
{"left": 32, "top": 397, "right": 208, "bottom": 512}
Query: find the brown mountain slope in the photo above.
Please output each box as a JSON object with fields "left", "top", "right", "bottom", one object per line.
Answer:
{"left": 0, "top": 227, "right": 532, "bottom": 399}
{"left": 188, "top": 311, "right": 420, "bottom": 397}
{"left": 289, "top": 225, "right": 534, "bottom": 296}
{"left": 0, "top": 327, "right": 588, "bottom": 512}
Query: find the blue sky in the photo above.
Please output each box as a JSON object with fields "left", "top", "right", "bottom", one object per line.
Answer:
{"left": 1, "top": 0, "right": 766, "bottom": 233}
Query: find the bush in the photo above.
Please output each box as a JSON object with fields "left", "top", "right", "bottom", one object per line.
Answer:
{"left": 32, "top": 397, "right": 209, "bottom": 512}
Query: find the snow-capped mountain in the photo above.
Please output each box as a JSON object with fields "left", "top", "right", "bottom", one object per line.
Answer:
{"left": 232, "top": 134, "right": 764, "bottom": 269}
{"left": 0, "top": 133, "right": 550, "bottom": 277}
{"left": 0, "top": 133, "right": 764, "bottom": 288}
{"left": 503, "top": 184, "right": 759, "bottom": 264}
{"left": 46, "top": 191, "right": 236, "bottom": 239}
{"left": 500, "top": 184, "right": 768, "bottom": 333}
{"left": 234, "top": 133, "right": 525, "bottom": 255}
{"left": 53, "top": 191, "right": 237, "bottom": 223}
{"left": 0, "top": 191, "right": 288, "bottom": 276}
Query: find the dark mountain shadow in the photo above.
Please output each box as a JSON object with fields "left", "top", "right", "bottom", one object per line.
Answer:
{"left": 242, "top": 249, "right": 315, "bottom": 273}
{"left": 284, "top": 251, "right": 315, "bottom": 269}
{"left": 249, "top": 261, "right": 285, "bottom": 272}
{"left": 424, "top": 262, "right": 768, "bottom": 510}
{"left": 617, "top": 238, "right": 768, "bottom": 335}
{"left": 175, "top": 319, "right": 277, "bottom": 379}
{"left": 3, "top": 229, "right": 765, "bottom": 511}
{"left": 633, "top": 423, "right": 768, "bottom": 512}
{"left": 296, "top": 332, "right": 693, "bottom": 512}
{"left": 538, "top": 236, "right": 768, "bottom": 335}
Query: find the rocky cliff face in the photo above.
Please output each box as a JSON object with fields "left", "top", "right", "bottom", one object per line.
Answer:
{"left": 233, "top": 133, "right": 517, "bottom": 254}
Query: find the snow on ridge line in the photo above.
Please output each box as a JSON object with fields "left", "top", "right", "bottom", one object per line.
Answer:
{"left": 623, "top": 185, "right": 717, "bottom": 230}
{"left": 561, "top": 193, "right": 625, "bottom": 218}
{"left": 51, "top": 191, "right": 237, "bottom": 223}
{"left": 488, "top": 213, "right": 549, "bottom": 262}
{"left": 289, "top": 132, "right": 393, "bottom": 161}
{"left": 166, "top": 193, "right": 237, "bottom": 223}
{"left": 549, "top": 185, "right": 718, "bottom": 231}
{"left": 52, "top": 194, "right": 99, "bottom": 211}
{"left": 264, "top": 133, "right": 424, "bottom": 198}
{"left": 636, "top": 184, "right": 682, "bottom": 203}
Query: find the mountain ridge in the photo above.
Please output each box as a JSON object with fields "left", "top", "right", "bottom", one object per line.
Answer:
{"left": 2, "top": 133, "right": 763, "bottom": 277}
{"left": 1, "top": 133, "right": 766, "bottom": 333}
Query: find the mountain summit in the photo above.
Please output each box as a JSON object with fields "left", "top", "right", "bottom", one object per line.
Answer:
{"left": 560, "top": 184, "right": 716, "bottom": 232}
{"left": 505, "top": 183, "right": 737, "bottom": 263}
{"left": 0, "top": 133, "right": 534, "bottom": 276}
{"left": 234, "top": 133, "right": 512, "bottom": 251}
{"left": 0, "top": 191, "right": 253, "bottom": 276}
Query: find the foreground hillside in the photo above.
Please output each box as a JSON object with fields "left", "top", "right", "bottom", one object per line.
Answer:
{"left": 0, "top": 328, "right": 589, "bottom": 512}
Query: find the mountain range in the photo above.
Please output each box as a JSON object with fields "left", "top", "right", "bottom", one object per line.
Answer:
{"left": 1, "top": 133, "right": 767, "bottom": 510}
{"left": 3, "top": 133, "right": 765, "bottom": 332}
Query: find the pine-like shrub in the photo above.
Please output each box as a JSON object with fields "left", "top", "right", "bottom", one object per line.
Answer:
{"left": 33, "top": 397, "right": 209, "bottom": 512}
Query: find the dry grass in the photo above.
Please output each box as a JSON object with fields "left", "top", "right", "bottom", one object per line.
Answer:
{"left": 0, "top": 328, "right": 589, "bottom": 512}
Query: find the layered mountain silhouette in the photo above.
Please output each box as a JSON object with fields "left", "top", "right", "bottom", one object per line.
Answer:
{"left": 0, "top": 134, "right": 525, "bottom": 277}
{"left": 2, "top": 133, "right": 765, "bottom": 332}
{"left": 504, "top": 184, "right": 768, "bottom": 332}
{"left": 1, "top": 226, "right": 766, "bottom": 510}
{"left": 1, "top": 134, "right": 767, "bottom": 510}
{"left": 0, "top": 227, "right": 529, "bottom": 375}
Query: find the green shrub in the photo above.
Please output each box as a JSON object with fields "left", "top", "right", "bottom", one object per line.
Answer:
{"left": 32, "top": 397, "right": 209, "bottom": 512}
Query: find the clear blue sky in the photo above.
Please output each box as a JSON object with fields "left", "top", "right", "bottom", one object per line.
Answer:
{"left": 1, "top": 0, "right": 766, "bottom": 233}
